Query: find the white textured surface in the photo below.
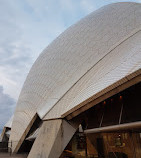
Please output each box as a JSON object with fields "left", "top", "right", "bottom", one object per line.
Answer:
{"left": 45, "top": 30, "right": 141, "bottom": 119}
{"left": 0, "top": 135, "right": 2, "bottom": 142}
{"left": 26, "top": 128, "right": 39, "bottom": 140}
{"left": 10, "top": 2, "right": 141, "bottom": 152}
{"left": 5, "top": 115, "right": 13, "bottom": 128}
{"left": 5, "top": 130, "right": 11, "bottom": 138}
{"left": 0, "top": 116, "right": 14, "bottom": 141}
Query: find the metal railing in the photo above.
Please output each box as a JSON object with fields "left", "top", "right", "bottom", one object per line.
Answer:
{"left": 0, "top": 141, "right": 13, "bottom": 156}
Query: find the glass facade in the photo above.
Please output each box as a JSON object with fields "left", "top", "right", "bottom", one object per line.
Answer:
{"left": 60, "top": 82, "right": 141, "bottom": 158}
{"left": 61, "top": 131, "right": 141, "bottom": 158}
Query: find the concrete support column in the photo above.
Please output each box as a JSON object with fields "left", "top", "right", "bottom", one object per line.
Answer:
{"left": 28, "top": 119, "right": 76, "bottom": 158}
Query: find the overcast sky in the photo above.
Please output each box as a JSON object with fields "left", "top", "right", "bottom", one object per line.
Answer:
{"left": 0, "top": 0, "right": 141, "bottom": 133}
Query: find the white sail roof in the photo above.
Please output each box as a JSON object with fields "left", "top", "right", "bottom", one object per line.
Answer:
{"left": 10, "top": 2, "right": 141, "bottom": 152}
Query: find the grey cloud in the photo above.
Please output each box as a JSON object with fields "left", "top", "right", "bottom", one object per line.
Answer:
{"left": 0, "top": 85, "right": 16, "bottom": 133}
{"left": 0, "top": 42, "right": 32, "bottom": 68}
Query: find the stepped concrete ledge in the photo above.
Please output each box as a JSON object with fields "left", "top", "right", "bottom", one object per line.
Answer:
{"left": 0, "top": 153, "right": 27, "bottom": 158}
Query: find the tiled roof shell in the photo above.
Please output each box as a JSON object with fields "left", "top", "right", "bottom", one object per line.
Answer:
{"left": 10, "top": 2, "right": 141, "bottom": 152}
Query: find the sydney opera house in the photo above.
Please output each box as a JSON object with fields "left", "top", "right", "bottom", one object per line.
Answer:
{"left": 1, "top": 2, "right": 141, "bottom": 158}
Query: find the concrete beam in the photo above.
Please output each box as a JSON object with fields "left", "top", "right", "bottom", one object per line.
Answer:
{"left": 28, "top": 119, "right": 76, "bottom": 158}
